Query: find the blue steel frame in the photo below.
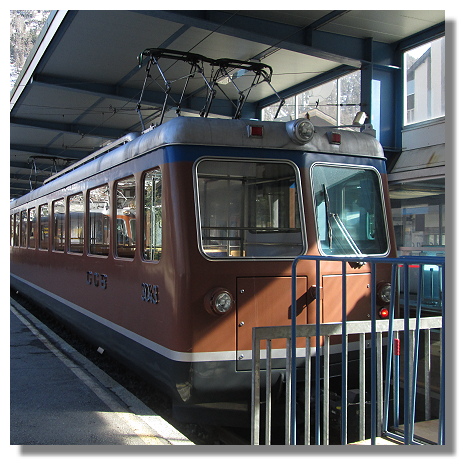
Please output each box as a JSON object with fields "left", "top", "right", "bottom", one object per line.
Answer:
{"left": 290, "top": 255, "right": 445, "bottom": 445}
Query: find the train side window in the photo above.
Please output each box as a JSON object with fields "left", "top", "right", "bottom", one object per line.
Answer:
{"left": 115, "top": 176, "right": 136, "bottom": 258}
{"left": 20, "top": 210, "right": 27, "bottom": 247}
{"left": 52, "top": 199, "right": 65, "bottom": 251}
{"left": 68, "top": 193, "right": 84, "bottom": 253}
{"left": 28, "top": 207, "right": 37, "bottom": 249}
{"left": 13, "top": 213, "right": 20, "bottom": 246}
{"left": 89, "top": 185, "right": 110, "bottom": 256}
{"left": 143, "top": 168, "right": 162, "bottom": 261}
{"left": 10, "top": 214, "right": 15, "bottom": 246}
{"left": 39, "top": 204, "right": 49, "bottom": 250}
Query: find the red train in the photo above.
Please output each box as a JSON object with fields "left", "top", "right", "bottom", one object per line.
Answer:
{"left": 10, "top": 116, "right": 395, "bottom": 424}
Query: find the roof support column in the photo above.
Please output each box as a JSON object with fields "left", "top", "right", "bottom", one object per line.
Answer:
{"left": 361, "top": 39, "right": 402, "bottom": 152}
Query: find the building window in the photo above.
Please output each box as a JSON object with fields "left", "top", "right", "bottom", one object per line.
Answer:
{"left": 262, "top": 70, "right": 361, "bottom": 128}
{"left": 404, "top": 36, "right": 445, "bottom": 126}
{"left": 143, "top": 168, "right": 162, "bottom": 261}
{"left": 89, "top": 185, "right": 110, "bottom": 256}
{"left": 115, "top": 176, "right": 136, "bottom": 258}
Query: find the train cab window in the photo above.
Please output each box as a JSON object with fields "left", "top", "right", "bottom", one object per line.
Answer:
{"left": 28, "top": 207, "right": 37, "bottom": 249}
{"left": 312, "top": 164, "right": 389, "bottom": 256}
{"left": 52, "top": 199, "right": 65, "bottom": 251}
{"left": 68, "top": 193, "right": 84, "bottom": 253}
{"left": 39, "top": 204, "right": 49, "bottom": 250}
{"left": 89, "top": 185, "right": 110, "bottom": 256}
{"left": 115, "top": 176, "right": 136, "bottom": 258}
{"left": 195, "top": 159, "right": 304, "bottom": 258}
{"left": 20, "top": 210, "right": 27, "bottom": 247}
{"left": 143, "top": 168, "right": 162, "bottom": 261}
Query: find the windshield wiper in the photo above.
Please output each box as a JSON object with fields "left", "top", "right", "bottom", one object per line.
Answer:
{"left": 322, "top": 183, "right": 364, "bottom": 258}
{"left": 330, "top": 213, "right": 363, "bottom": 257}
{"left": 322, "top": 184, "right": 333, "bottom": 249}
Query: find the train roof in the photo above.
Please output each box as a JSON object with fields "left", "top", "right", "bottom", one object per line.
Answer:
{"left": 10, "top": 117, "right": 384, "bottom": 208}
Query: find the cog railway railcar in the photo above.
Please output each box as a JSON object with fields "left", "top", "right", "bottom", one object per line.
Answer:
{"left": 10, "top": 115, "right": 395, "bottom": 423}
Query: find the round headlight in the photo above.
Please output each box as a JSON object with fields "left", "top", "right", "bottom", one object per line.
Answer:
{"left": 377, "top": 282, "right": 392, "bottom": 304}
{"left": 286, "top": 119, "right": 315, "bottom": 144}
{"left": 204, "top": 288, "right": 234, "bottom": 316}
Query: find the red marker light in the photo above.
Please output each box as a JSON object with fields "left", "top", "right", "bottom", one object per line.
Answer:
{"left": 248, "top": 125, "right": 263, "bottom": 137}
{"left": 378, "top": 307, "right": 389, "bottom": 319}
{"left": 328, "top": 131, "right": 341, "bottom": 145}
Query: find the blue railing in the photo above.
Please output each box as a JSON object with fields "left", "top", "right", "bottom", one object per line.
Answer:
{"left": 287, "top": 255, "right": 445, "bottom": 445}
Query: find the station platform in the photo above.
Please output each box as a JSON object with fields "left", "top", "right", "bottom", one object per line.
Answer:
{"left": 10, "top": 298, "right": 194, "bottom": 446}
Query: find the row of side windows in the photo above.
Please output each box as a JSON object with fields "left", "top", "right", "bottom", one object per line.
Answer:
{"left": 10, "top": 168, "right": 162, "bottom": 262}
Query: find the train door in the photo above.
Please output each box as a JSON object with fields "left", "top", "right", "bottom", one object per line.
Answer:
{"left": 235, "top": 276, "right": 309, "bottom": 370}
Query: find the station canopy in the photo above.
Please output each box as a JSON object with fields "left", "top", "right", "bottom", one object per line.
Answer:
{"left": 10, "top": 10, "right": 444, "bottom": 199}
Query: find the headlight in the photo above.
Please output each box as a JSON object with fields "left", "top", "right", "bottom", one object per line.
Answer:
{"left": 204, "top": 288, "right": 234, "bottom": 315}
{"left": 286, "top": 118, "right": 315, "bottom": 144}
{"left": 377, "top": 282, "right": 392, "bottom": 305}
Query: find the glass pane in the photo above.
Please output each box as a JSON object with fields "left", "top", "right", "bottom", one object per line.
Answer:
{"left": 389, "top": 177, "right": 445, "bottom": 256}
{"left": 39, "top": 204, "right": 49, "bottom": 250}
{"left": 14, "top": 213, "right": 20, "bottom": 246}
{"left": 116, "top": 176, "right": 136, "bottom": 258}
{"left": 68, "top": 193, "right": 84, "bottom": 253}
{"left": 28, "top": 207, "right": 37, "bottom": 248}
{"left": 404, "top": 37, "right": 445, "bottom": 125}
{"left": 10, "top": 215, "right": 15, "bottom": 246}
{"left": 197, "top": 160, "right": 303, "bottom": 258}
{"left": 89, "top": 185, "right": 110, "bottom": 256}
{"left": 53, "top": 199, "right": 65, "bottom": 251}
{"left": 262, "top": 96, "right": 295, "bottom": 122}
{"left": 20, "top": 210, "right": 27, "bottom": 247}
{"left": 298, "top": 80, "right": 337, "bottom": 125}
{"left": 143, "top": 168, "right": 162, "bottom": 261}
{"left": 312, "top": 164, "right": 389, "bottom": 256}
{"left": 339, "top": 71, "right": 361, "bottom": 127}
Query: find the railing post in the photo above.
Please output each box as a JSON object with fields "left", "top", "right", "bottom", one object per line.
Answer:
{"left": 315, "top": 258, "right": 321, "bottom": 445}
{"left": 341, "top": 261, "right": 348, "bottom": 444}
{"left": 290, "top": 258, "right": 299, "bottom": 445}
{"left": 370, "top": 263, "right": 377, "bottom": 445}
{"left": 439, "top": 263, "right": 445, "bottom": 445}
{"left": 251, "top": 328, "right": 261, "bottom": 445}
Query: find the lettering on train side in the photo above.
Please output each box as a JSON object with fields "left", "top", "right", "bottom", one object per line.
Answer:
{"left": 86, "top": 271, "right": 108, "bottom": 289}
{"left": 141, "top": 283, "right": 159, "bottom": 304}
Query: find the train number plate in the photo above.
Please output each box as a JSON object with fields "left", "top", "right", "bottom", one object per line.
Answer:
{"left": 141, "top": 283, "right": 159, "bottom": 304}
{"left": 86, "top": 271, "right": 108, "bottom": 289}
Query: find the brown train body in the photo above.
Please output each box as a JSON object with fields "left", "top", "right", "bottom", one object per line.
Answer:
{"left": 10, "top": 117, "right": 396, "bottom": 422}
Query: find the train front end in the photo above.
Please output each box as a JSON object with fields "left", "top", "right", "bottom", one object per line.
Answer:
{"left": 164, "top": 117, "right": 395, "bottom": 423}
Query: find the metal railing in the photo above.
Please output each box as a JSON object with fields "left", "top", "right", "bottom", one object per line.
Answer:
{"left": 251, "top": 255, "right": 445, "bottom": 445}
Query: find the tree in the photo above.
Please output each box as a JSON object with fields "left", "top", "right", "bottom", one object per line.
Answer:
{"left": 10, "top": 10, "right": 51, "bottom": 88}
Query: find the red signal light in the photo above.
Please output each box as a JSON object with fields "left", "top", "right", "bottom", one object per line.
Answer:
{"left": 328, "top": 131, "right": 341, "bottom": 145}
{"left": 248, "top": 125, "right": 263, "bottom": 137}
{"left": 378, "top": 307, "right": 389, "bottom": 319}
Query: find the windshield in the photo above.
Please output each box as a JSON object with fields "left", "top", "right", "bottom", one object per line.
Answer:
{"left": 312, "top": 164, "right": 389, "bottom": 256}
{"left": 196, "top": 159, "right": 304, "bottom": 258}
